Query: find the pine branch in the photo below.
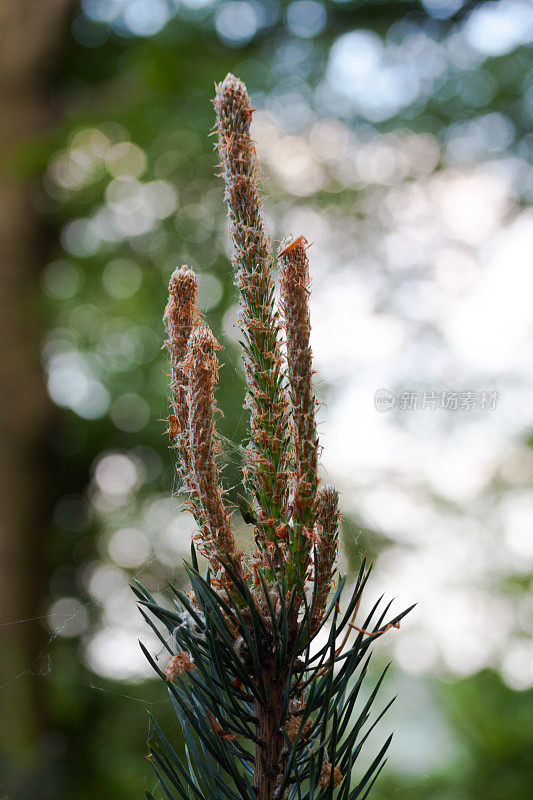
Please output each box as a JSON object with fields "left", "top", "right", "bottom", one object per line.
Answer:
{"left": 138, "top": 561, "right": 412, "bottom": 800}
{"left": 137, "top": 73, "right": 411, "bottom": 800}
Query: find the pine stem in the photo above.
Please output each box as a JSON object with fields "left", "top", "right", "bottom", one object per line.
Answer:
{"left": 254, "top": 666, "right": 287, "bottom": 800}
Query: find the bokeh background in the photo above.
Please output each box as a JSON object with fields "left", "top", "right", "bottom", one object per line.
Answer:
{"left": 1, "top": 0, "right": 532, "bottom": 798}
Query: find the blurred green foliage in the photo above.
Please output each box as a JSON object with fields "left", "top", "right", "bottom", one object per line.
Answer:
{"left": 22, "top": 0, "right": 533, "bottom": 798}
{"left": 374, "top": 669, "right": 533, "bottom": 800}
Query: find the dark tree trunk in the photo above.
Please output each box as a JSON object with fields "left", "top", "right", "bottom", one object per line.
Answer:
{"left": 0, "top": 0, "right": 76, "bottom": 793}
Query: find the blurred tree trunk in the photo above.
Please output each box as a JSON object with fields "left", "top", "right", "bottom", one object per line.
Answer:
{"left": 0, "top": 0, "right": 75, "bottom": 792}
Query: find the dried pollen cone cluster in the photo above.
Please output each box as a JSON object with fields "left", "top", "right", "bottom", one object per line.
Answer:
{"left": 319, "top": 760, "right": 343, "bottom": 789}
{"left": 163, "top": 651, "right": 194, "bottom": 682}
